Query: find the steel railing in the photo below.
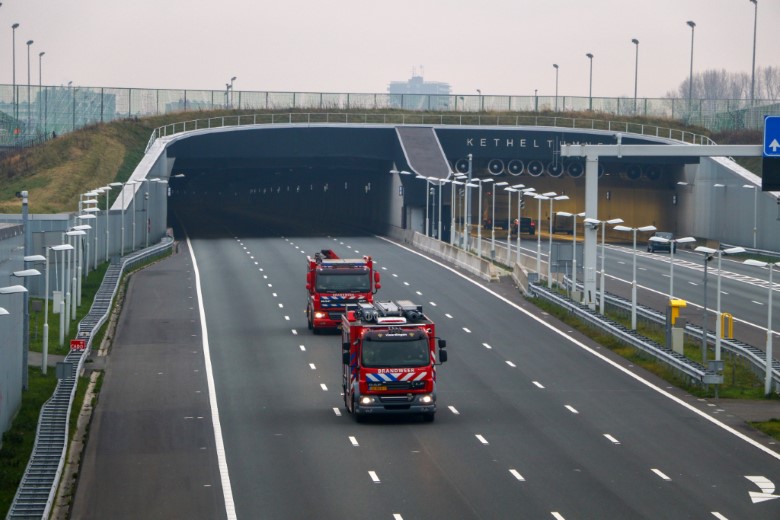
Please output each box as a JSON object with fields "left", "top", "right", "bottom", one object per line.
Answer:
{"left": 6, "top": 238, "right": 174, "bottom": 520}
{"left": 146, "top": 112, "right": 716, "bottom": 152}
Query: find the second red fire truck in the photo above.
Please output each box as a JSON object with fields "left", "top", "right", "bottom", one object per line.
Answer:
{"left": 341, "top": 300, "right": 447, "bottom": 422}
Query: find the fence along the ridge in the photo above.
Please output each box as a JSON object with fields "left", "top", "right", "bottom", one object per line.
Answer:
{"left": 0, "top": 83, "right": 775, "bottom": 146}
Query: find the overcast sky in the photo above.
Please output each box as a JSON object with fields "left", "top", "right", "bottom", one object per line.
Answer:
{"left": 3, "top": 0, "right": 778, "bottom": 99}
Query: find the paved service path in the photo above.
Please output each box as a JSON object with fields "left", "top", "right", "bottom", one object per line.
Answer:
{"left": 69, "top": 244, "right": 227, "bottom": 520}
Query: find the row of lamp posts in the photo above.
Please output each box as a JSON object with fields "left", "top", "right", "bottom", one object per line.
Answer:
{"left": 0, "top": 176, "right": 171, "bottom": 387}
{"left": 393, "top": 168, "right": 777, "bottom": 395}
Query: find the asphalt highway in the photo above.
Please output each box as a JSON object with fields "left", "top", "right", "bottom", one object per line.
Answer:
{"left": 70, "top": 214, "right": 780, "bottom": 519}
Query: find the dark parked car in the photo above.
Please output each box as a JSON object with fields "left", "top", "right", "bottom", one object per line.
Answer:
{"left": 511, "top": 217, "right": 536, "bottom": 236}
{"left": 647, "top": 231, "right": 675, "bottom": 253}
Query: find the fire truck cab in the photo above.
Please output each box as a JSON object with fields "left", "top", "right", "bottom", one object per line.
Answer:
{"left": 306, "top": 249, "right": 380, "bottom": 333}
{"left": 341, "top": 300, "right": 447, "bottom": 423}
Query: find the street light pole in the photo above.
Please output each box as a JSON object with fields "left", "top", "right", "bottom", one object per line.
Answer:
{"left": 599, "top": 218, "right": 623, "bottom": 314}
{"left": 750, "top": 0, "right": 758, "bottom": 105}
{"left": 631, "top": 39, "right": 639, "bottom": 113}
{"left": 556, "top": 211, "right": 585, "bottom": 297}
{"left": 26, "top": 39, "right": 33, "bottom": 137}
{"left": 615, "top": 224, "right": 657, "bottom": 329}
{"left": 743, "top": 259, "right": 778, "bottom": 395}
{"left": 586, "top": 53, "right": 594, "bottom": 111}
{"left": 553, "top": 64, "right": 559, "bottom": 112}
{"left": 548, "top": 194, "right": 569, "bottom": 288}
{"left": 465, "top": 154, "right": 473, "bottom": 252}
{"left": 687, "top": 20, "right": 696, "bottom": 108}
{"left": 12, "top": 23, "right": 19, "bottom": 130}
{"left": 38, "top": 51, "right": 44, "bottom": 135}
{"left": 713, "top": 247, "right": 746, "bottom": 361}
{"left": 492, "top": 181, "right": 508, "bottom": 259}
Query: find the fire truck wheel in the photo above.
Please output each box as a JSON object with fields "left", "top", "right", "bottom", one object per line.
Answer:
{"left": 306, "top": 307, "right": 313, "bottom": 330}
{"left": 422, "top": 413, "right": 435, "bottom": 423}
{"left": 354, "top": 401, "right": 365, "bottom": 423}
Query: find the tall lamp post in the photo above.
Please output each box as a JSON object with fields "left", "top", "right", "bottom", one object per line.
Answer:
{"left": 518, "top": 188, "right": 536, "bottom": 266}
{"left": 43, "top": 244, "right": 69, "bottom": 373}
{"left": 533, "top": 192, "right": 555, "bottom": 281}
{"left": 12, "top": 23, "right": 19, "bottom": 130}
{"left": 631, "top": 38, "right": 639, "bottom": 113}
{"left": 553, "top": 64, "right": 559, "bottom": 112}
{"left": 614, "top": 224, "right": 657, "bottom": 329}
{"left": 586, "top": 53, "right": 594, "bottom": 111}
{"left": 693, "top": 246, "right": 715, "bottom": 363}
{"left": 712, "top": 246, "right": 746, "bottom": 361}
{"left": 599, "top": 218, "right": 623, "bottom": 315}
{"left": 475, "top": 178, "right": 493, "bottom": 258}
{"left": 38, "top": 51, "right": 45, "bottom": 135}
{"left": 743, "top": 259, "right": 778, "bottom": 396}
{"left": 230, "top": 76, "right": 237, "bottom": 108}
{"left": 491, "top": 181, "right": 508, "bottom": 259}
{"left": 556, "top": 211, "right": 585, "bottom": 295}
{"left": 742, "top": 184, "right": 758, "bottom": 248}
{"left": 648, "top": 235, "right": 696, "bottom": 297}
{"left": 71, "top": 223, "right": 91, "bottom": 305}
{"left": 26, "top": 39, "right": 33, "bottom": 137}
{"left": 749, "top": 0, "right": 758, "bottom": 105}
{"left": 687, "top": 20, "right": 696, "bottom": 108}
{"left": 547, "top": 194, "right": 569, "bottom": 288}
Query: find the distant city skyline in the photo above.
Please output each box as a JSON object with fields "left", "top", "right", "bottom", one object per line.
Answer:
{"left": 2, "top": 0, "right": 778, "bottom": 98}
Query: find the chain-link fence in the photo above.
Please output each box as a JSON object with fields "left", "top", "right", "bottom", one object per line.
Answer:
{"left": 0, "top": 83, "right": 776, "bottom": 146}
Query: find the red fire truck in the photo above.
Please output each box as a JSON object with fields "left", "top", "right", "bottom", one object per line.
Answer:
{"left": 306, "top": 249, "right": 381, "bottom": 333}
{"left": 341, "top": 300, "right": 447, "bottom": 422}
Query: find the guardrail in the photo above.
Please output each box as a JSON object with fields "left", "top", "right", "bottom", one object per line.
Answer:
{"left": 597, "top": 285, "right": 780, "bottom": 388}
{"left": 529, "top": 283, "right": 709, "bottom": 382}
{"left": 6, "top": 238, "right": 174, "bottom": 520}
{"left": 146, "top": 112, "right": 716, "bottom": 152}
{"left": 547, "top": 278, "right": 780, "bottom": 389}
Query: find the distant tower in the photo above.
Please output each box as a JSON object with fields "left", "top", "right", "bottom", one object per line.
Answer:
{"left": 388, "top": 68, "right": 451, "bottom": 110}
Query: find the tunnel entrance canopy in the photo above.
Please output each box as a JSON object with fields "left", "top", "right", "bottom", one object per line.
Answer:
{"left": 166, "top": 123, "right": 699, "bottom": 183}
{"left": 162, "top": 123, "right": 701, "bottom": 238}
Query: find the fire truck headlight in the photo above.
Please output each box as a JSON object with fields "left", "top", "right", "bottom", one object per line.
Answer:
{"left": 314, "top": 311, "right": 327, "bottom": 319}
{"left": 359, "top": 396, "right": 376, "bottom": 405}
{"left": 419, "top": 394, "right": 434, "bottom": 404}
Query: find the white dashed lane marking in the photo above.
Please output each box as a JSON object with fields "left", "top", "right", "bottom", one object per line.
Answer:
{"left": 652, "top": 468, "right": 671, "bottom": 481}
{"left": 509, "top": 469, "right": 526, "bottom": 481}
{"left": 565, "top": 405, "right": 579, "bottom": 414}
{"left": 475, "top": 434, "right": 489, "bottom": 445}
{"left": 533, "top": 381, "right": 545, "bottom": 389}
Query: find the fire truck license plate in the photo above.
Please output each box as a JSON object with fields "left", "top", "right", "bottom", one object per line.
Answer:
{"left": 370, "top": 385, "right": 387, "bottom": 391}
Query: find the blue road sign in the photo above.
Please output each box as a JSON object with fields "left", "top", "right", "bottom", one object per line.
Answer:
{"left": 764, "top": 115, "right": 780, "bottom": 157}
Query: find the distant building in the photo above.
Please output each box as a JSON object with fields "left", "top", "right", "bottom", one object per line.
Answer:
{"left": 388, "top": 74, "right": 451, "bottom": 111}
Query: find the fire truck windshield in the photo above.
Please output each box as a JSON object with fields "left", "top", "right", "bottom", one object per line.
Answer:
{"left": 361, "top": 337, "right": 429, "bottom": 368}
{"left": 316, "top": 271, "right": 370, "bottom": 293}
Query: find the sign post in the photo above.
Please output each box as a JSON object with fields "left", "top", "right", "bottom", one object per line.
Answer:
{"left": 763, "top": 115, "right": 780, "bottom": 191}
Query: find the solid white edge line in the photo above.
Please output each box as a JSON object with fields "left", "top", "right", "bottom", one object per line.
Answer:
{"left": 377, "top": 235, "right": 780, "bottom": 463}
{"left": 186, "top": 237, "right": 237, "bottom": 520}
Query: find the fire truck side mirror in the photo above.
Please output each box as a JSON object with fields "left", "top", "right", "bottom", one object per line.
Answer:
{"left": 438, "top": 339, "right": 447, "bottom": 364}
{"left": 374, "top": 272, "right": 381, "bottom": 292}
{"left": 342, "top": 347, "right": 350, "bottom": 365}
